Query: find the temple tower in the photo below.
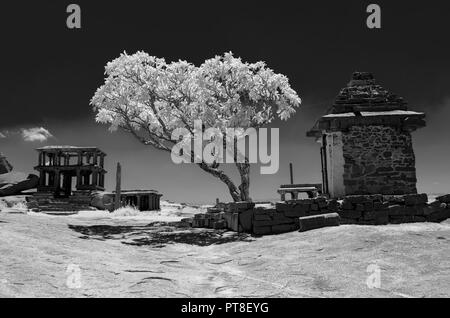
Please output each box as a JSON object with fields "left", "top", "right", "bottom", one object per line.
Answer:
{"left": 307, "top": 72, "right": 426, "bottom": 198}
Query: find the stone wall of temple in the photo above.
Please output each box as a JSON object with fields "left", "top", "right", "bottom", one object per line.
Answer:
{"left": 342, "top": 125, "right": 417, "bottom": 195}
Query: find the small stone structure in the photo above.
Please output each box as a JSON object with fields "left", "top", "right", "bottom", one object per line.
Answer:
{"left": 29, "top": 146, "right": 107, "bottom": 212}
{"left": 35, "top": 146, "right": 107, "bottom": 195}
{"left": 91, "top": 190, "right": 162, "bottom": 211}
{"left": 118, "top": 190, "right": 162, "bottom": 211}
{"left": 277, "top": 183, "right": 321, "bottom": 200}
{"left": 28, "top": 146, "right": 162, "bottom": 213}
{"left": 307, "top": 72, "right": 426, "bottom": 198}
{"left": 185, "top": 194, "right": 450, "bottom": 235}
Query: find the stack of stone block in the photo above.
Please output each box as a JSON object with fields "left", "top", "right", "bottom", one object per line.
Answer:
{"left": 186, "top": 198, "right": 340, "bottom": 235}
{"left": 339, "top": 193, "right": 450, "bottom": 224}
{"left": 428, "top": 195, "right": 450, "bottom": 223}
{"left": 183, "top": 193, "right": 450, "bottom": 236}
{"left": 339, "top": 194, "right": 390, "bottom": 225}
{"left": 252, "top": 197, "right": 339, "bottom": 235}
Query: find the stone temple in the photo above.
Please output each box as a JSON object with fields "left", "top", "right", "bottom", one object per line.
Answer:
{"left": 307, "top": 72, "right": 426, "bottom": 198}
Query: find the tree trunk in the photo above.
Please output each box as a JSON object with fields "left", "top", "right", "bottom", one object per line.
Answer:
{"left": 236, "top": 162, "right": 251, "bottom": 202}
{"left": 197, "top": 162, "right": 241, "bottom": 202}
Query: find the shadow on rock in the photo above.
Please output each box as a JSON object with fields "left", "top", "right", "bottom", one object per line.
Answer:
{"left": 68, "top": 221, "right": 253, "bottom": 247}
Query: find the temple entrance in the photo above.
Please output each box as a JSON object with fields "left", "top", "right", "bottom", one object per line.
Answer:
{"left": 56, "top": 172, "right": 75, "bottom": 198}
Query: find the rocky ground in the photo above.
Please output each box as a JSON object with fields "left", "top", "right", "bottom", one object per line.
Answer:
{"left": 0, "top": 199, "right": 449, "bottom": 298}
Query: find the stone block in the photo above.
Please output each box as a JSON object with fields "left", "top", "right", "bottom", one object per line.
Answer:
{"left": 384, "top": 195, "right": 405, "bottom": 205}
{"left": 253, "top": 219, "right": 273, "bottom": 227}
{"left": 254, "top": 213, "right": 272, "bottom": 221}
{"left": 254, "top": 207, "right": 276, "bottom": 215}
{"left": 388, "top": 204, "right": 407, "bottom": 216}
{"left": 404, "top": 193, "right": 428, "bottom": 206}
{"left": 340, "top": 217, "right": 359, "bottom": 225}
{"left": 283, "top": 205, "right": 308, "bottom": 218}
{"left": 389, "top": 215, "right": 415, "bottom": 223}
{"left": 223, "top": 212, "right": 239, "bottom": 231}
{"left": 298, "top": 213, "right": 340, "bottom": 232}
{"left": 253, "top": 225, "right": 272, "bottom": 235}
{"left": 373, "top": 202, "right": 383, "bottom": 210}
{"left": 375, "top": 210, "right": 389, "bottom": 225}
{"left": 286, "top": 198, "right": 314, "bottom": 205}
{"left": 363, "top": 201, "right": 374, "bottom": 211}
{"left": 239, "top": 209, "right": 254, "bottom": 233}
{"left": 427, "top": 208, "right": 450, "bottom": 223}
{"left": 275, "top": 202, "right": 292, "bottom": 211}
{"left": 317, "top": 199, "right": 327, "bottom": 208}
{"left": 224, "top": 201, "right": 255, "bottom": 213}
{"left": 436, "top": 194, "right": 450, "bottom": 204}
{"left": 412, "top": 216, "right": 426, "bottom": 223}
{"left": 345, "top": 195, "right": 367, "bottom": 204}
{"left": 327, "top": 199, "right": 339, "bottom": 211}
{"left": 364, "top": 209, "right": 389, "bottom": 222}
{"left": 323, "top": 213, "right": 340, "bottom": 225}
{"left": 180, "top": 218, "right": 193, "bottom": 227}
{"left": 342, "top": 200, "right": 354, "bottom": 210}
{"left": 272, "top": 224, "right": 298, "bottom": 234}
{"left": 192, "top": 218, "right": 206, "bottom": 228}
{"left": 212, "top": 220, "right": 227, "bottom": 229}
{"left": 272, "top": 213, "right": 295, "bottom": 225}
{"left": 339, "top": 209, "right": 361, "bottom": 219}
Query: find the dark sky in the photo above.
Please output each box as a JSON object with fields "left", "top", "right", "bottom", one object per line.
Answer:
{"left": 1, "top": 1, "right": 450, "bottom": 203}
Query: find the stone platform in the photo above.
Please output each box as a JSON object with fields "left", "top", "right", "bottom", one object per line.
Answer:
{"left": 26, "top": 191, "right": 97, "bottom": 212}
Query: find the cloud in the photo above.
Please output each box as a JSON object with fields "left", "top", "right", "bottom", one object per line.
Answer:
{"left": 21, "top": 127, "right": 54, "bottom": 142}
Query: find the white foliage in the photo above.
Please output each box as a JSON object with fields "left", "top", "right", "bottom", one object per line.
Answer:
{"left": 91, "top": 51, "right": 301, "bottom": 151}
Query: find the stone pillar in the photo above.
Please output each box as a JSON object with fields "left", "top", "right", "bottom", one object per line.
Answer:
{"left": 136, "top": 195, "right": 141, "bottom": 210}
{"left": 54, "top": 170, "right": 60, "bottom": 189}
{"left": 39, "top": 171, "right": 45, "bottom": 187}
{"left": 48, "top": 171, "right": 55, "bottom": 187}
{"left": 92, "top": 171, "right": 98, "bottom": 186}
{"left": 76, "top": 169, "right": 81, "bottom": 188}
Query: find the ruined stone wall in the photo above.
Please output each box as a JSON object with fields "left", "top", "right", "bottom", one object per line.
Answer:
{"left": 342, "top": 125, "right": 417, "bottom": 195}
{"left": 184, "top": 194, "right": 450, "bottom": 236}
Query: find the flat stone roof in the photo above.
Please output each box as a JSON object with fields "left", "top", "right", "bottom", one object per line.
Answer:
{"left": 36, "top": 146, "right": 106, "bottom": 155}
{"left": 323, "top": 110, "right": 425, "bottom": 118}
{"left": 112, "top": 190, "right": 162, "bottom": 196}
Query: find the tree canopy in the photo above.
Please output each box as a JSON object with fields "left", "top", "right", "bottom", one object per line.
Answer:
{"left": 91, "top": 51, "right": 301, "bottom": 201}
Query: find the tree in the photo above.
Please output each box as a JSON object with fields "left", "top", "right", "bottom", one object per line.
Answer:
{"left": 91, "top": 51, "right": 301, "bottom": 202}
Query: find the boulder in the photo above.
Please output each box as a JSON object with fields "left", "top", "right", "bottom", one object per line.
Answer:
{"left": 90, "top": 191, "right": 115, "bottom": 211}
{"left": 0, "top": 172, "right": 38, "bottom": 196}
{"left": 0, "top": 153, "right": 13, "bottom": 175}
